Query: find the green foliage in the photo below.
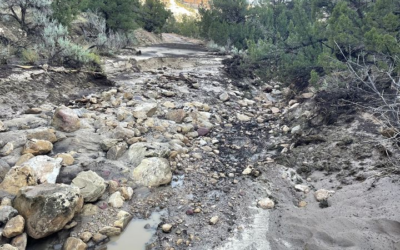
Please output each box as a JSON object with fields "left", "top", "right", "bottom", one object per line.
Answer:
{"left": 309, "top": 69, "right": 320, "bottom": 87}
{"left": 0, "top": 0, "right": 52, "bottom": 32}
{"left": 41, "top": 19, "right": 100, "bottom": 67}
{"left": 199, "top": 0, "right": 400, "bottom": 84}
{"left": 199, "top": 0, "right": 256, "bottom": 49}
{"left": 21, "top": 49, "right": 39, "bottom": 64}
{"left": 138, "top": 0, "right": 172, "bottom": 33}
{"left": 51, "top": 0, "right": 88, "bottom": 27}
{"left": 86, "top": 0, "right": 141, "bottom": 32}
{"left": 164, "top": 15, "right": 200, "bottom": 38}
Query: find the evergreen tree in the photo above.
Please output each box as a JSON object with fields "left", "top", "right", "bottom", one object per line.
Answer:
{"left": 52, "top": 0, "right": 88, "bottom": 27}
{"left": 138, "top": 0, "right": 172, "bottom": 33}
{"left": 86, "top": 0, "right": 141, "bottom": 32}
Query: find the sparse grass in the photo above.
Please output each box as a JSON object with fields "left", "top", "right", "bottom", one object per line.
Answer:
{"left": 21, "top": 49, "right": 39, "bottom": 65}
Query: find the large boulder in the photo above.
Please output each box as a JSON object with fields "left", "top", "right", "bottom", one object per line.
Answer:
{"left": 21, "top": 156, "right": 62, "bottom": 184}
{"left": 132, "top": 157, "right": 172, "bottom": 187}
{"left": 132, "top": 103, "right": 157, "bottom": 119}
{"left": 13, "top": 184, "right": 83, "bottom": 239}
{"left": 0, "top": 166, "right": 37, "bottom": 195}
{"left": 122, "top": 142, "right": 170, "bottom": 168}
{"left": 22, "top": 140, "right": 53, "bottom": 156}
{"left": 72, "top": 171, "right": 106, "bottom": 202}
{"left": 52, "top": 107, "right": 81, "bottom": 133}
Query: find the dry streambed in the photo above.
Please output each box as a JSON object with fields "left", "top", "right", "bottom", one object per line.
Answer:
{"left": 0, "top": 40, "right": 399, "bottom": 250}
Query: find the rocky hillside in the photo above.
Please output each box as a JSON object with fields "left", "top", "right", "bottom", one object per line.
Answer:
{"left": 0, "top": 34, "right": 399, "bottom": 250}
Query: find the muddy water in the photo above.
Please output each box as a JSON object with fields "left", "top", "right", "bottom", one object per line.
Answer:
{"left": 108, "top": 211, "right": 165, "bottom": 250}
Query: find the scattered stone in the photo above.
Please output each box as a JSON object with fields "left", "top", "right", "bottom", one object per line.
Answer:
{"left": 3, "top": 215, "right": 25, "bottom": 238}
{"left": 0, "top": 206, "right": 18, "bottom": 225}
{"left": 22, "top": 140, "right": 53, "bottom": 156}
{"left": 219, "top": 92, "right": 230, "bottom": 102}
{"left": 1, "top": 197, "right": 12, "bottom": 206}
{"left": 25, "top": 108, "right": 42, "bottom": 114}
{"left": 0, "top": 159, "right": 10, "bottom": 182}
{"left": 258, "top": 198, "right": 275, "bottom": 209}
{"left": 100, "top": 139, "right": 120, "bottom": 151}
{"left": 298, "top": 201, "right": 307, "bottom": 207}
{"left": 15, "top": 154, "right": 34, "bottom": 166}
{"left": 162, "top": 90, "right": 175, "bottom": 97}
{"left": 242, "top": 166, "right": 252, "bottom": 175}
{"left": 0, "top": 121, "right": 7, "bottom": 132}
{"left": 294, "top": 185, "right": 310, "bottom": 193}
{"left": 163, "top": 101, "right": 175, "bottom": 109}
{"left": 119, "top": 187, "right": 133, "bottom": 200}
{"left": 166, "top": 109, "right": 186, "bottom": 123}
{"left": 132, "top": 103, "right": 157, "bottom": 119}
{"left": 27, "top": 129, "right": 57, "bottom": 143}
{"left": 197, "top": 127, "right": 210, "bottom": 136}
{"left": 92, "top": 233, "right": 107, "bottom": 244}
{"left": 63, "top": 237, "right": 87, "bottom": 250}
{"left": 13, "top": 183, "right": 83, "bottom": 239}
{"left": 11, "top": 232, "right": 27, "bottom": 250}
{"left": 72, "top": 171, "right": 106, "bottom": 202}
{"left": 81, "top": 204, "right": 99, "bottom": 216}
{"left": 99, "top": 226, "right": 121, "bottom": 237}
{"left": 209, "top": 216, "right": 219, "bottom": 225}
{"left": 0, "top": 244, "right": 18, "bottom": 250}
{"left": 22, "top": 156, "right": 62, "bottom": 184}
{"left": 0, "top": 142, "right": 14, "bottom": 156}
{"left": 237, "top": 113, "right": 251, "bottom": 122}
{"left": 79, "top": 232, "right": 92, "bottom": 243}
{"left": 302, "top": 92, "right": 314, "bottom": 99}
{"left": 162, "top": 224, "right": 172, "bottom": 233}
{"left": 56, "top": 153, "right": 75, "bottom": 166}
{"left": 107, "top": 142, "right": 127, "bottom": 160}
{"left": 64, "top": 220, "right": 78, "bottom": 230}
{"left": 114, "top": 210, "right": 132, "bottom": 229}
{"left": 52, "top": 107, "right": 81, "bottom": 132}
{"left": 0, "top": 166, "right": 37, "bottom": 195}
{"left": 108, "top": 191, "right": 124, "bottom": 208}
{"left": 108, "top": 180, "right": 119, "bottom": 194}
{"left": 122, "top": 142, "right": 170, "bottom": 168}
{"left": 314, "top": 189, "right": 335, "bottom": 202}
{"left": 132, "top": 157, "right": 172, "bottom": 187}
{"left": 271, "top": 107, "right": 280, "bottom": 114}
{"left": 291, "top": 125, "right": 301, "bottom": 135}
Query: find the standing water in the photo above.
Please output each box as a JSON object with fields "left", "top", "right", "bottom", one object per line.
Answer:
{"left": 107, "top": 211, "right": 164, "bottom": 250}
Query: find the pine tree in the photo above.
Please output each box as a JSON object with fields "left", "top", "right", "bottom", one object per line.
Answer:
{"left": 86, "top": 0, "right": 141, "bottom": 32}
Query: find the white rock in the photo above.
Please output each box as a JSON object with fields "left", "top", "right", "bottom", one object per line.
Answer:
{"left": 294, "top": 184, "right": 310, "bottom": 193}
{"left": 314, "top": 189, "right": 335, "bottom": 201}
{"left": 242, "top": 167, "right": 252, "bottom": 175}
{"left": 21, "top": 156, "right": 62, "bottom": 184}
{"left": 209, "top": 216, "right": 219, "bottom": 225}
{"left": 237, "top": 114, "right": 251, "bottom": 122}
{"left": 108, "top": 191, "right": 124, "bottom": 208}
{"left": 291, "top": 125, "right": 301, "bottom": 134}
{"left": 258, "top": 198, "right": 275, "bottom": 209}
{"left": 219, "top": 92, "right": 230, "bottom": 102}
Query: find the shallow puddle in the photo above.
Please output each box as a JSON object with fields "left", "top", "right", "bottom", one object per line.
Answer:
{"left": 107, "top": 211, "right": 164, "bottom": 250}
